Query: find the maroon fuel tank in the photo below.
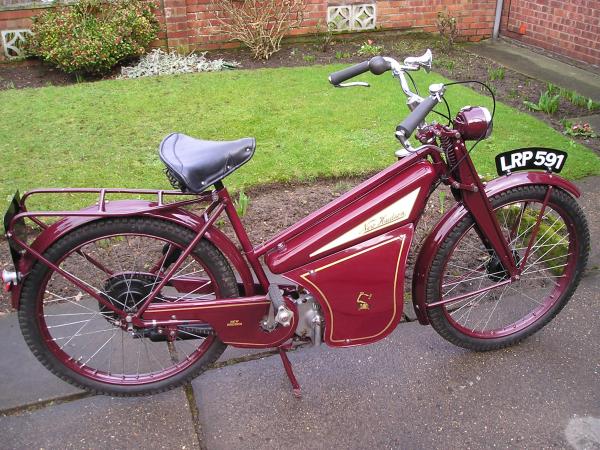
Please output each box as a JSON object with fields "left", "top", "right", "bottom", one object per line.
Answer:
{"left": 265, "top": 159, "right": 437, "bottom": 273}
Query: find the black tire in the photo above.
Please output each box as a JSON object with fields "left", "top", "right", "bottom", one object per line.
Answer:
{"left": 18, "top": 217, "right": 239, "bottom": 396}
{"left": 425, "top": 185, "right": 589, "bottom": 351}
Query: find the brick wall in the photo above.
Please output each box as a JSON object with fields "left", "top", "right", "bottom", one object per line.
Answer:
{"left": 0, "top": 6, "right": 37, "bottom": 30}
{"left": 501, "top": 0, "right": 600, "bottom": 67}
{"left": 1, "top": 0, "right": 495, "bottom": 61}
{"left": 182, "top": 0, "right": 496, "bottom": 50}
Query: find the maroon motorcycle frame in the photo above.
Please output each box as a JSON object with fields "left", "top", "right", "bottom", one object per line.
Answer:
{"left": 5, "top": 142, "right": 580, "bottom": 330}
{"left": 2, "top": 51, "right": 584, "bottom": 396}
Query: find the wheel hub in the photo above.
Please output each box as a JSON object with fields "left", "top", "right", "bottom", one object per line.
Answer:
{"left": 101, "top": 273, "right": 158, "bottom": 317}
{"left": 486, "top": 250, "right": 521, "bottom": 282}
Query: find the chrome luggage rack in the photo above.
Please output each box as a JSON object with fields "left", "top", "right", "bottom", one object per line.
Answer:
{"left": 7, "top": 187, "right": 212, "bottom": 231}
{"left": 4, "top": 188, "right": 214, "bottom": 270}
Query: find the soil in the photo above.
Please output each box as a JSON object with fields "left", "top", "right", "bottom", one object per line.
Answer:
{"left": 1, "top": 31, "right": 598, "bottom": 152}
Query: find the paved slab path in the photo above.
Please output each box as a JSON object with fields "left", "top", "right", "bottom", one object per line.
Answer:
{"left": 469, "top": 39, "right": 600, "bottom": 103}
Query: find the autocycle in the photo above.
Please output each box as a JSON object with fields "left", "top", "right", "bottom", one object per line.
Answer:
{"left": 3, "top": 50, "right": 589, "bottom": 397}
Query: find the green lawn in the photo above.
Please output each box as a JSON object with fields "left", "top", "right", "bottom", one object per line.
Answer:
{"left": 1, "top": 64, "right": 599, "bottom": 212}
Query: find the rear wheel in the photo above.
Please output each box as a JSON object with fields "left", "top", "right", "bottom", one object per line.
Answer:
{"left": 425, "top": 185, "right": 589, "bottom": 351}
{"left": 19, "top": 217, "right": 238, "bottom": 396}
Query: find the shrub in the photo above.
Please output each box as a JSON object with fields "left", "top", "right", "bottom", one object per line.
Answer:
{"left": 213, "top": 0, "right": 306, "bottom": 60}
{"left": 119, "top": 49, "right": 239, "bottom": 79}
{"left": 28, "top": 0, "right": 159, "bottom": 75}
{"left": 315, "top": 20, "right": 335, "bottom": 53}
{"left": 436, "top": 11, "right": 458, "bottom": 52}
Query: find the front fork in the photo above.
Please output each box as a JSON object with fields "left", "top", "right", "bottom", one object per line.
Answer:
{"left": 445, "top": 134, "right": 520, "bottom": 278}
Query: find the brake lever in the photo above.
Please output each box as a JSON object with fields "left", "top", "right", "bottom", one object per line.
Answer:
{"left": 335, "top": 81, "right": 370, "bottom": 88}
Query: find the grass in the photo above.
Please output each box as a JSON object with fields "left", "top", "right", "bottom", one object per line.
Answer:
{"left": 1, "top": 65, "right": 599, "bottom": 213}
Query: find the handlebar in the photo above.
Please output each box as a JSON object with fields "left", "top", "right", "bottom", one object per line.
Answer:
{"left": 396, "top": 95, "right": 440, "bottom": 138}
{"left": 328, "top": 49, "right": 440, "bottom": 152}
{"left": 328, "top": 56, "right": 392, "bottom": 85}
{"left": 328, "top": 60, "right": 370, "bottom": 86}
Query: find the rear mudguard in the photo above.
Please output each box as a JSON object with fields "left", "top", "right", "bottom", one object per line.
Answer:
{"left": 411, "top": 171, "right": 580, "bottom": 325}
{"left": 10, "top": 200, "right": 255, "bottom": 309}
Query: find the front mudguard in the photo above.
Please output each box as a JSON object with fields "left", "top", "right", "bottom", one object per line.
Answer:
{"left": 10, "top": 200, "right": 255, "bottom": 309}
{"left": 411, "top": 171, "right": 580, "bottom": 325}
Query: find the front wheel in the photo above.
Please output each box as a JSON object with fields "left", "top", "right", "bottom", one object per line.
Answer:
{"left": 425, "top": 185, "right": 589, "bottom": 351}
{"left": 18, "top": 217, "right": 239, "bottom": 396}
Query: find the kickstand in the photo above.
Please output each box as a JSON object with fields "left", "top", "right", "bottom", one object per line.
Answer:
{"left": 278, "top": 346, "right": 301, "bottom": 398}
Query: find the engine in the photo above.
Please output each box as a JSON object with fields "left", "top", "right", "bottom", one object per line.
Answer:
{"left": 293, "top": 292, "right": 324, "bottom": 346}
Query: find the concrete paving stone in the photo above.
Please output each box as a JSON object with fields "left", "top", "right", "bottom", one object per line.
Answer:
{"left": 0, "top": 313, "right": 82, "bottom": 411}
{"left": 0, "top": 388, "right": 198, "bottom": 449}
{"left": 469, "top": 39, "right": 600, "bottom": 102}
{"left": 193, "top": 271, "right": 600, "bottom": 450}
{"left": 216, "top": 346, "right": 274, "bottom": 364}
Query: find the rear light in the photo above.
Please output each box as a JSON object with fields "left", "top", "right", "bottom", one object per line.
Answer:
{"left": 1, "top": 270, "right": 19, "bottom": 290}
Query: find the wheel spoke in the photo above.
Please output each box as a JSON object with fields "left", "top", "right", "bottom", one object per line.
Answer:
{"left": 25, "top": 218, "right": 233, "bottom": 393}
{"left": 429, "top": 189, "right": 582, "bottom": 342}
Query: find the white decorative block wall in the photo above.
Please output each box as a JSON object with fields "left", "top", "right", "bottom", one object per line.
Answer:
{"left": 327, "top": 4, "right": 376, "bottom": 31}
{"left": 1, "top": 29, "right": 32, "bottom": 58}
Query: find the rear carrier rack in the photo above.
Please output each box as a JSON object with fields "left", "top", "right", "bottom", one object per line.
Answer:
{"left": 3, "top": 187, "right": 214, "bottom": 274}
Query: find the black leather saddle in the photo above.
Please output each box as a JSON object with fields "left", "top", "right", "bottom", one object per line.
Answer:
{"left": 159, "top": 133, "right": 256, "bottom": 193}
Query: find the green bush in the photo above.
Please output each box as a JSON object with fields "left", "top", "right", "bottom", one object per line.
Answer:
{"left": 28, "top": 0, "right": 159, "bottom": 75}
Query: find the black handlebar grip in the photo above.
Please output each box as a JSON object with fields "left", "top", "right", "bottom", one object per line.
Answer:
{"left": 368, "top": 56, "right": 391, "bottom": 75}
{"left": 396, "top": 95, "right": 440, "bottom": 138}
{"left": 328, "top": 60, "right": 370, "bottom": 85}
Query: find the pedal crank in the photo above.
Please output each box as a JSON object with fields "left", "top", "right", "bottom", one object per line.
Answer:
{"left": 264, "top": 284, "right": 293, "bottom": 328}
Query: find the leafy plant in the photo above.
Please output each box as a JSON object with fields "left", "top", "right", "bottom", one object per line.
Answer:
{"left": 315, "top": 20, "right": 335, "bottom": 52}
{"left": 357, "top": 40, "right": 382, "bottom": 56}
{"left": 302, "top": 54, "right": 316, "bottom": 63}
{"left": 213, "top": 0, "right": 306, "bottom": 60}
{"left": 523, "top": 90, "right": 560, "bottom": 115}
{"left": 438, "top": 191, "right": 447, "bottom": 214}
{"left": 434, "top": 57, "right": 454, "bottom": 71}
{"left": 119, "top": 49, "right": 239, "bottom": 79}
{"left": 436, "top": 11, "right": 458, "bottom": 52}
{"left": 0, "top": 77, "right": 15, "bottom": 90}
{"left": 546, "top": 82, "right": 559, "bottom": 95}
{"left": 335, "top": 51, "right": 351, "bottom": 60}
{"left": 234, "top": 191, "right": 250, "bottom": 217}
{"left": 27, "top": 0, "right": 159, "bottom": 75}
{"left": 487, "top": 67, "right": 505, "bottom": 81}
{"left": 563, "top": 120, "right": 597, "bottom": 138}
{"left": 555, "top": 87, "right": 600, "bottom": 111}
{"left": 584, "top": 96, "right": 600, "bottom": 111}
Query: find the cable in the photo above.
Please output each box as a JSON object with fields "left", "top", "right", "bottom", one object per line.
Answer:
{"left": 427, "top": 80, "right": 496, "bottom": 193}
{"left": 442, "top": 96, "right": 452, "bottom": 125}
{"left": 406, "top": 72, "right": 452, "bottom": 122}
{"left": 430, "top": 96, "right": 452, "bottom": 123}
{"left": 405, "top": 71, "right": 420, "bottom": 97}
{"left": 441, "top": 80, "right": 496, "bottom": 172}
